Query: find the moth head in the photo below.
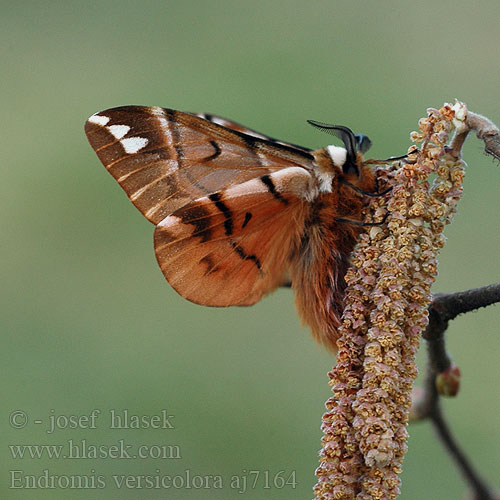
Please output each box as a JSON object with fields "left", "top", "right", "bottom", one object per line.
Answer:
{"left": 307, "top": 120, "right": 372, "bottom": 176}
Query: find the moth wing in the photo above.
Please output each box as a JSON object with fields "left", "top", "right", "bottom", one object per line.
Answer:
{"left": 191, "top": 112, "right": 312, "bottom": 154}
{"left": 85, "top": 106, "right": 315, "bottom": 224}
{"left": 154, "top": 167, "right": 313, "bottom": 306}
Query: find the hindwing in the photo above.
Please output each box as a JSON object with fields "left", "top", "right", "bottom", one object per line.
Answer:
{"left": 154, "top": 168, "right": 313, "bottom": 306}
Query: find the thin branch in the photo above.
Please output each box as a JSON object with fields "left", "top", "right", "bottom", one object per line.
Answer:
{"left": 484, "top": 134, "right": 500, "bottom": 162}
{"left": 428, "top": 398, "right": 494, "bottom": 500}
{"left": 467, "top": 111, "right": 500, "bottom": 162}
{"left": 423, "top": 307, "right": 451, "bottom": 372}
{"left": 449, "top": 108, "right": 500, "bottom": 161}
{"left": 422, "top": 351, "right": 496, "bottom": 500}
{"left": 431, "top": 283, "right": 500, "bottom": 322}
{"left": 415, "top": 288, "right": 500, "bottom": 500}
{"left": 421, "top": 282, "right": 500, "bottom": 396}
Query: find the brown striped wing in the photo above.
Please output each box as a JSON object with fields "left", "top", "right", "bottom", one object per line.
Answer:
{"left": 85, "top": 106, "right": 315, "bottom": 224}
{"left": 191, "top": 112, "right": 312, "bottom": 154}
{"left": 154, "top": 168, "right": 312, "bottom": 306}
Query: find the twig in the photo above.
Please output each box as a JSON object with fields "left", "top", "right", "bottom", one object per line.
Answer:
{"left": 431, "top": 283, "right": 500, "bottom": 322}
{"left": 467, "top": 111, "right": 500, "bottom": 162}
{"left": 428, "top": 398, "right": 493, "bottom": 500}
{"left": 416, "top": 285, "right": 500, "bottom": 500}
{"left": 449, "top": 108, "right": 500, "bottom": 161}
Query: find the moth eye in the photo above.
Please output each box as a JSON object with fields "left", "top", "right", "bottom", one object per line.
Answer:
{"left": 355, "top": 134, "right": 372, "bottom": 154}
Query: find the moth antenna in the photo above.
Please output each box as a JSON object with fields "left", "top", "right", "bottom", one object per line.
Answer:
{"left": 307, "top": 120, "right": 358, "bottom": 158}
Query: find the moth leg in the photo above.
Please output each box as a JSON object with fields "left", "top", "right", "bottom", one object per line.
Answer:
{"left": 340, "top": 179, "right": 392, "bottom": 197}
{"left": 334, "top": 212, "right": 388, "bottom": 227}
{"left": 364, "top": 148, "right": 419, "bottom": 165}
{"left": 351, "top": 180, "right": 392, "bottom": 197}
{"left": 348, "top": 148, "right": 419, "bottom": 196}
{"left": 383, "top": 148, "right": 419, "bottom": 162}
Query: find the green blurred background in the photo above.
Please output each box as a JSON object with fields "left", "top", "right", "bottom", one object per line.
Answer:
{"left": 2, "top": 1, "right": 499, "bottom": 498}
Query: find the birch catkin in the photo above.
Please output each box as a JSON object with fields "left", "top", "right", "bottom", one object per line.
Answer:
{"left": 314, "top": 102, "right": 466, "bottom": 500}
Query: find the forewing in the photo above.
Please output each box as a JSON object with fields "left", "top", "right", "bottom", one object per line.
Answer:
{"left": 154, "top": 167, "right": 312, "bottom": 306}
{"left": 192, "top": 112, "right": 312, "bottom": 154}
{"left": 85, "top": 106, "right": 315, "bottom": 224}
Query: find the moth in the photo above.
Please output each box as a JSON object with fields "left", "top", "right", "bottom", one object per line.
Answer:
{"left": 85, "top": 106, "right": 384, "bottom": 351}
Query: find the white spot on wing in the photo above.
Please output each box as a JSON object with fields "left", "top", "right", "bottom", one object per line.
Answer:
{"left": 88, "top": 114, "right": 110, "bottom": 126}
{"left": 151, "top": 106, "right": 173, "bottom": 148}
{"left": 149, "top": 107, "right": 170, "bottom": 130}
{"left": 158, "top": 116, "right": 169, "bottom": 130}
{"left": 107, "top": 124, "right": 130, "bottom": 139}
{"left": 150, "top": 106, "right": 165, "bottom": 117}
{"left": 254, "top": 149, "right": 271, "bottom": 167}
{"left": 211, "top": 117, "right": 228, "bottom": 127}
{"left": 121, "top": 136, "right": 148, "bottom": 154}
{"left": 327, "top": 145, "right": 347, "bottom": 167}
{"left": 158, "top": 215, "right": 182, "bottom": 228}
